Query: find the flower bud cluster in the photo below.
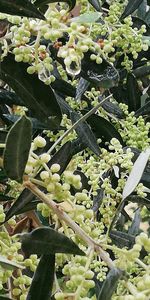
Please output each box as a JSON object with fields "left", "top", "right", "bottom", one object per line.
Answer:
{"left": 13, "top": 274, "right": 31, "bottom": 300}
{"left": 0, "top": 204, "right": 5, "bottom": 223}
{"left": 115, "top": 243, "right": 142, "bottom": 270}
{"left": 116, "top": 105, "right": 150, "bottom": 150}
{"left": 55, "top": 255, "right": 95, "bottom": 299}
{"left": 24, "top": 254, "right": 39, "bottom": 272}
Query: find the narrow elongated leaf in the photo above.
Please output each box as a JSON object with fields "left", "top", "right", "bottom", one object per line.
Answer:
{"left": 0, "top": 55, "right": 62, "bottom": 129}
{"left": 128, "top": 208, "right": 141, "bottom": 236}
{"left": 0, "top": 91, "right": 24, "bottom": 106}
{"left": 27, "top": 254, "right": 55, "bottom": 300}
{"left": 93, "top": 189, "right": 104, "bottom": 213}
{"left": 47, "top": 141, "right": 73, "bottom": 174}
{"left": 35, "top": 0, "right": 76, "bottom": 11}
{"left": 52, "top": 79, "right": 76, "bottom": 98}
{"left": 144, "top": 9, "right": 150, "bottom": 25}
{"left": 3, "top": 114, "right": 49, "bottom": 130}
{"left": 21, "top": 227, "right": 85, "bottom": 256}
{"left": 88, "top": 0, "right": 101, "bottom": 11}
{"left": 135, "top": 99, "right": 150, "bottom": 117}
{"left": 0, "top": 255, "right": 24, "bottom": 270}
{"left": 133, "top": 65, "right": 150, "bottom": 78}
{"left": 0, "top": 0, "right": 44, "bottom": 19}
{"left": 121, "top": 0, "right": 144, "bottom": 20}
{"left": 122, "top": 148, "right": 150, "bottom": 200}
{"left": 70, "top": 111, "right": 100, "bottom": 156}
{"left": 85, "top": 113, "right": 124, "bottom": 145}
{"left": 81, "top": 52, "right": 119, "bottom": 88}
{"left": 110, "top": 230, "right": 135, "bottom": 248}
{"left": 4, "top": 116, "right": 32, "bottom": 182}
{"left": 76, "top": 78, "right": 90, "bottom": 100}
{"left": 99, "top": 97, "right": 125, "bottom": 118}
{"left": 4, "top": 188, "right": 35, "bottom": 224}
{"left": 126, "top": 73, "right": 141, "bottom": 112}
{"left": 98, "top": 268, "right": 123, "bottom": 300}
{"left": 137, "top": 0, "right": 147, "bottom": 19}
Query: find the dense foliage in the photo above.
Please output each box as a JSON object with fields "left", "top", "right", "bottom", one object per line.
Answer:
{"left": 0, "top": 0, "right": 150, "bottom": 299}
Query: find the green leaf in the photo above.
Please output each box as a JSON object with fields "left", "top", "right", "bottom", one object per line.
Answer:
{"left": 81, "top": 52, "right": 119, "bottom": 88}
{"left": 88, "top": 0, "right": 101, "bottom": 11}
{"left": 76, "top": 78, "right": 90, "bottom": 100}
{"left": 21, "top": 227, "right": 85, "bottom": 256}
{"left": 126, "top": 73, "right": 141, "bottom": 112}
{"left": 35, "top": 0, "right": 76, "bottom": 11}
{"left": 110, "top": 230, "right": 135, "bottom": 248}
{"left": 85, "top": 113, "right": 124, "bottom": 145}
{"left": 0, "top": 255, "right": 24, "bottom": 270}
{"left": 47, "top": 141, "right": 73, "bottom": 173}
{"left": 0, "top": 0, "right": 45, "bottom": 19}
{"left": 122, "top": 148, "right": 150, "bottom": 200}
{"left": 99, "top": 97, "right": 125, "bottom": 118}
{"left": 98, "top": 268, "right": 123, "bottom": 300}
{"left": 133, "top": 65, "right": 150, "bottom": 78}
{"left": 3, "top": 188, "right": 35, "bottom": 224}
{"left": 3, "top": 114, "right": 49, "bottom": 130}
{"left": 4, "top": 116, "right": 32, "bottom": 182}
{"left": 128, "top": 208, "right": 141, "bottom": 236}
{"left": 121, "top": 0, "right": 144, "bottom": 20}
{"left": 144, "top": 9, "right": 150, "bottom": 25}
{"left": 0, "top": 54, "right": 62, "bottom": 130}
{"left": 135, "top": 99, "right": 150, "bottom": 117}
{"left": 137, "top": 0, "right": 147, "bottom": 19}
{"left": 71, "top": 12, "right": 102, "bottom": 23}
{"left": 52, "top": 79, "right": 76, "bottom": 98}
{"left": 0, "top": 91, "right": 24, "bottom": 106}
{"left": 70, "top": 111, "right": 101, "bottom": 156}
{"left": 27, "top": 254, "right": 55, "bottom": 300}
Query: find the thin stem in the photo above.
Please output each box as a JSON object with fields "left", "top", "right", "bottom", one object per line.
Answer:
{"left": 30, "top": 178, "right": 45, "bottom": 187}
{"left": 47, "top": 94, "right": 112, "bottom": 155}
{"left": 24, "top": 180, "right": 115, "bottom": 269}
{"left": 126, "top": 281, "right": 138, "bottom": 296}
{"left": 135, "top": 258, "right": 148, "bottom": 270}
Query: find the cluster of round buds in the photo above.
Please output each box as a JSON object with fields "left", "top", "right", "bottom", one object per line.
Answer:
{"left": 55, "top": 255, "right": 95, "bottom": 299}
{"left": 11, "top": 21, "right": 31, "bottom": 46}
{"left": 136, "top": 232, "right": 150, "bottom": 252}
{"left": 90, "top": 259, "right": 108, "bottom": 282}
{"left": 24, "top": 254, "right": 39, "bottom": 272}
{"left": 117, "top": 111, "right": 150, "bottom": 150}
{"left": 75, "top": 192, "right": 92, "bottom": 208}
{"left": 115, "top": 243, "right": 142, "bottom": 270}
{"left": 0, "top": 204, "right": 5, "bottom": 223}
{"left": 0, "top": 266, "right": 13, "bottom": 290}
{"left": 63, "top": 171, "right": 82, "bottom": 190}
{"left": 13, "top": 274, "right": 31, "bottom": 300}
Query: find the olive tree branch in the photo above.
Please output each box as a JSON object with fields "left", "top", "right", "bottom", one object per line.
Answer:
{"left": 24, "top": 180, "right": 115, "bottom": 269}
